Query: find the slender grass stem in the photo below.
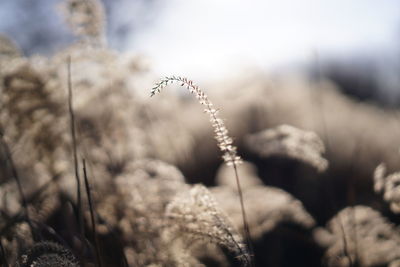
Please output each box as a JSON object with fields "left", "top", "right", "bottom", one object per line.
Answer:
{"left": 0, "top": 133, "right": 37, "bottom": 240}
{"left": 0, "top": 236, "right": 9, "bottom": 267}
{"left": 233, "top": 164, "right": 255, "bottom": 267}
{"left": 82, "top": 159, "right": 102, "bottom": 267}
{"left": 67, "top": 56, "right": 84, "bottom": 238}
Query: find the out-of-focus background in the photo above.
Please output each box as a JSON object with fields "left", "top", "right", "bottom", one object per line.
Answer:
{"left": 1, "top": 0, "right": 400, "bottom": 104}
{"left": 2, "top": 1, "right": 400, "bottom": 267}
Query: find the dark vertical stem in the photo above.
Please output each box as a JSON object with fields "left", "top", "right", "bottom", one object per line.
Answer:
{"left": 338, "top": 214, "right": 353, "bottom": 267}
{"left": 67, "top": 56, "right": 84, "bottom": 237}
{"left": 311, "top": 52, "right": 353, "bottom": 267}
{"left": 0, "top": 134, "right": 37, "bottom": 240}
{"left": 346, "top": 139, "right": 364, "bottom": 267}
{"left": 310, "top": 51, "right": 331, "bottom": 151}
{"left": 82, "top": 159, "right": 102, "bottom": 267}
{"left": 0, "top": 237, "right": 9, "bottom": 267}
{"left": 233, "top": 164, "right": 255, "bottom": 267}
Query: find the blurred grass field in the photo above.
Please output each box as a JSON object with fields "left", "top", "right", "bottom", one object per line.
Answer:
{"left": 1, "top": 1, "right": 400, "bottom": 266}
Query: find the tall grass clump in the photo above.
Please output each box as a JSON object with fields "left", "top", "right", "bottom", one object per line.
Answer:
{"left": 151, "top": 76, "right": 254, "bottom": 266}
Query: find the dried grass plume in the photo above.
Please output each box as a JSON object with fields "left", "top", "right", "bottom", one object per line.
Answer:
{"left": 325, "top": 206, "right": 400, "bottom": 267}
{"left": 166, "top": 184, "right": 251, "bottom": 266}
{"left": 60, "top": 0, "right": 106, "bottom": 45}
{"left": 373, "top": 163, "right": 400, "bottom": 213}
{"left": 245, "top": 124, "right": 328, "bottom": 172}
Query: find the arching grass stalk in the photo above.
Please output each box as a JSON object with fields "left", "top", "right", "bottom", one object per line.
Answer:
{"left": 151, "top": 76, "right": 255, "bottom": 266}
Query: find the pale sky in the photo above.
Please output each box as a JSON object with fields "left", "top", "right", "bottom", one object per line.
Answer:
{"left": 129, "top": 0, "right": 400, "bottom": 80}
{"left": 0, "top": 0, "right": 399, "bottom": 82}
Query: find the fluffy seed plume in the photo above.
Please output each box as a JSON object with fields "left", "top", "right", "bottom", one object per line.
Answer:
{"left": 60, "top": 0, "right": 105, "bottom": 44}
{"left": 151, "top": 76, "right": 241, "bottom": 166}
{"left": 245, "top": 124, "right": 328, "bottom": 172}
{"left": 325, "top": 206, "right": 400, "bottom": 267}
{"left": 166, "top": 184, "right": 250, "bottom": 266}
{"left": 373, "top": 163, "right": 386, "bottom": 194}
{"left": 373, "top": 163, "right": 400, "bottom": 213}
